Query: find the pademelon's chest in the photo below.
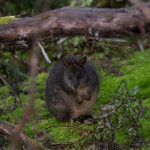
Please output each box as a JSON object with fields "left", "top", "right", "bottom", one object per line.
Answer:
{"left": 77, "top": 86, "right": 89, "bottom": 96}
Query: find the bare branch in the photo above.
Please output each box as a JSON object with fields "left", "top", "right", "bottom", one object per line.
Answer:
{"left": 0, "top": 120, "right": 45, "bottom": 150}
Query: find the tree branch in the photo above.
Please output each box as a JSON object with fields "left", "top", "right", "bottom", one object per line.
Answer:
{"left": 0, "top": 120, "right": 45, "bottom": 150}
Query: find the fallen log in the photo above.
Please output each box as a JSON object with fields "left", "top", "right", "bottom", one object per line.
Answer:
{"left": 0, "top": 3, "right": 150, "bottom": 50}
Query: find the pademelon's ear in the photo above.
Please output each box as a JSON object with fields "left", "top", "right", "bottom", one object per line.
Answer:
{"left": 78, "top": 56, "right": 87, "bottom": 66}
{"left": 61, "top": 59, "right": 70, "bottom": 68}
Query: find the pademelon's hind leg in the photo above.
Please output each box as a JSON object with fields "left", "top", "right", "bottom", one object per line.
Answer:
{"left": 56, "top": 109, "right": 71, "bottom": 121}
{"left": 51, "top": 105, "right": 72, "bottom": 121}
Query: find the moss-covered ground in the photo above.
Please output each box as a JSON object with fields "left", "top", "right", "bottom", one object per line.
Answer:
{"left": 0, "top": 49, "right": 150, "bottom": 149}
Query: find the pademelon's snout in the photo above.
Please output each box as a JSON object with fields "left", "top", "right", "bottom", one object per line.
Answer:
{"left": 73, "top": 83, "right": 78, "bottom": 89}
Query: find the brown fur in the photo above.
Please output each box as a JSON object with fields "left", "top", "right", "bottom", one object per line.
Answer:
{"left": 45, "top": 55, "right": 100, "bottom": 121}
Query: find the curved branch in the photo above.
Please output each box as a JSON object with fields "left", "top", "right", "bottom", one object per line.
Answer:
{"left": 0, "top": 120, "right": 45, "bottom": 150}
{"left": 0, "top": 3, "right": 150, "bottom": 50}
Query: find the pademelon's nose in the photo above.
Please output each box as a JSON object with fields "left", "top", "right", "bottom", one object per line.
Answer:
{"left": 74, "top": 83, "right": 78, "bottom": 89}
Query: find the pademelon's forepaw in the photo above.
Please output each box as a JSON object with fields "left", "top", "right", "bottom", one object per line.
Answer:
{"left": 82, "top": 93, "right": 91, "bottom": 101}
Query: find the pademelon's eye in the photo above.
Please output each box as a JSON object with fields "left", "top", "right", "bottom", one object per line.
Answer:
{"left": 77, "top": 74, "right": 81, "bottom": 79}
{"left": 69, "top": 74, "right": 73, "bottom": 80}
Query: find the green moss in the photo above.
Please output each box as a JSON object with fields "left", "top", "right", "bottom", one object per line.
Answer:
{"left": 1, "top": 107, "right": 23, "bottom": 123}
{"left": 139, "top": 119, "right": 150, "bottom": 142}
{"left": 139, "top": 98, "right": 150, "bottom": 142}
{"left": 24, "top": 124, "right": 34, "bottom": 138}
{"left": 31, "top": 119, "right": 94, "bottom": 144}
{"left": 19, "top": 93, "right": 29, "bottom": 104}
{"left": 0, "top": 86, "right": 16, "bottom": 114}
{"left": 36, "top": 73, "right": 48, "bottom": 92}
{"left": 50, "top": 126, "right": 78, "bottom": 143}
{"left": 0, "top": 16, "right": 16, "bottom": 25}
{"left": 120, "top": 50, "right": 150, "bottom": 97}
{"left": 115, "top": 129, "right": 128, "bottom": 145}
{"left": 142, "top": 147, "right": 150, "bottom": 150}
{"left": 0, "top": 86, "right": 10, "bottom": 95}
{"left": 95, "top": 50, "right": 150, "bottom": 108}
{"left": 98, "top": 76, "right": 122, "bottom": 104}
{"left": 36, "top": 73, "right": 48, "bottom": 99}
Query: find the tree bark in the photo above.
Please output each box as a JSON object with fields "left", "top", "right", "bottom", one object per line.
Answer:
{"left": 0, "top": 3, "right": 150, "bottom": 50}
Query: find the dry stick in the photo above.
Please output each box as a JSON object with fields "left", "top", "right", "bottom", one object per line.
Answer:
{"left": 0, "top": 74, "right": 8, "bottom": 85}
{"left": 9, "top": 40, "right": 39, "bottom": 150}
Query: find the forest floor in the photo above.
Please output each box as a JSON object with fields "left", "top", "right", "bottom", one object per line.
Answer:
{"left": 0, "top": 49, "right": 150, "bottom": 149}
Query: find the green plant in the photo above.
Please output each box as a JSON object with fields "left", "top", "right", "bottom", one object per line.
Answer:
{"left": 92, "top": 81, "right": 147, "bottom": 149}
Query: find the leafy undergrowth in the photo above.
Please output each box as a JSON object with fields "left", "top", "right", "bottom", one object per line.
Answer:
{"left": 0, "top": 50, "right": 150, "bottom": 149}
